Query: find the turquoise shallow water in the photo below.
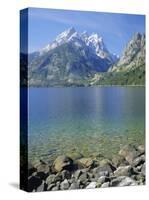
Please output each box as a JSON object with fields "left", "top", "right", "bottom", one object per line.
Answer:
{"left": 28, "top": 87, "right": 145, "bottom": 162}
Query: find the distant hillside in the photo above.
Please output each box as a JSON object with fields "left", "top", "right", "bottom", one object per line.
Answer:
{"left": 91, "top": 33, "right": 145, "bottom": 86}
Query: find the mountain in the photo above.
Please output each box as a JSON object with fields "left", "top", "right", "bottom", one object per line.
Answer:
{"left": 38, "top": 27, "right": 118, "bottom": 63}
{"left": 80, "top": 31, "right": 118, "bottom": 63}
{"left": 91, "top": 33, "right": 145, "bottom": 86}
{"left": 28, "top": 27, "right": 118, "bottom": 86}
{"left": 109, "top": 32, "right": 145, "bottom": 72}
{"left": 25, "top": 29, "right": 145, "bottom": 87}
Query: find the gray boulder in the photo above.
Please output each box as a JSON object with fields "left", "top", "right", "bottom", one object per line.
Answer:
{"left": 46, "top": 173, "right": 62, "bottom": 186}
{"left": 73, "top": 170, "right": 82, "bottom": 180}
{"left": 60, "top": 179, "right": 70, "bottom": 190}
{"left": 111, "top": 176, "right": 137, "bottom": 187}
{"left": 51, "top": 186, "right": 59, "bottom": 191}
{"left": 112, "top": 155, "right": 128, "bottom": 167}
{"left": 69, "top": 180, "right": 80, "bottom": 190}
{"left": 86, "top": 182, "right": 97, "bottom": 189}
{"left": 97, "top": 176, "right": 109, "bottom": 185}
{"left": 93, "top": 159, "right": 114, "bottom": 178}
{"left": 114, "top": 166, "right": 132, "bottom": 177}
{"left": 79, "top": 172, "right": 89, "bottom": 184}
{"left": 46, "top": 174, "right": 56, "bottom": 185}
{"left": 141, "top": 163, "right": 145, "bottom": 176}
{"left": 132, "top": 155, "right": 145, "bottom": 167}
{"left": 93, "top": 167, "right": 109, "bottom": 178}
{"left": 101, "top": 182, "right": 110, "bottom": 188}
{"left": 47, "top": 183, "right": 56, "bottom": 191}
{"left": 61, "top": 170, "right": 71, "bottom": 180}
{"left": 36, "top": 181, "right": 45, "bottom": 192}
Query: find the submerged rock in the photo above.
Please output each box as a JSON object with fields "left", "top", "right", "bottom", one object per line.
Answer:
{"left": 67, "top": 152, "right": 83, "bottom": 160}
{"left": 77, "top": 157, "right": 94, "bottom": 168}
{"left": 53, "top": 155, "right": 73, "bottom": 172}
{"left": 37, "top": 163, "right": 49, "bottom": 174}
{"left": 28, "top": 144, "right": 145, "bottom": 191}
{"left": 112, "top": 155, "right": 128, "bottom": 167}
{"left": 32, "top": 159, "right": 48, "bottom": 168}
{"left": 119, "top": 144, "right": 140, "bottom": 164}
{"left": 137, "top": 145, "right": 145, "bottom": 154}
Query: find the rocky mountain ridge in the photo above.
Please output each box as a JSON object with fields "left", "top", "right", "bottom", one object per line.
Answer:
{"left": 91, "top": 32, "right": 145, "bottom": 86}
{"left": 28, "top": 27, "right": 119, "bottom": 86}
{"left": 109, "top": 32, "right": 145, "bottom": 72}
{"left": 20, "top": 29, "right": 145, "bottom": 86}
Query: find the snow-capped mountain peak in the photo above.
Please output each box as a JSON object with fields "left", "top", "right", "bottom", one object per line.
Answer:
{"left": 55, "top": 27, "right": 76, "bottom": 43}
{"left": 83, "top": 33, "right": 109, "bottom": 59}
{"left": 39, "top": 27, "right": 77, "bottom": 55}
{"left": 89, "top": 33, "right": 102, "bottom": 41}
{"left": 39, "top": 27, "right": 118, "bottom": 64}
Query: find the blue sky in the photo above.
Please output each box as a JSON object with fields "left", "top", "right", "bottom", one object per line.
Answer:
{"left": 28, "top": 8, "right": 145, "bottom": 56}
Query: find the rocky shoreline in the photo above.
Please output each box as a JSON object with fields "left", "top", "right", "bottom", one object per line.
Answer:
{"left": 28, "top": 144, "right": 145, "bottom": 192}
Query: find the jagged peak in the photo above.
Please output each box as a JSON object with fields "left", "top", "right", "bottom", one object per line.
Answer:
{"left": 39, "top": 27, "right": 77, "bottom": 54}
{"left": 39, "top": 28, "right": 117, "bottom": 63}
{"left": 68, "top": 27, "right": 76, "bottom": 33}
{"left": 65, "top": 27, "right": 76, "bottom": 36}
{"left": 130, "top": 32, "right": 144, "bottom": 43}
{"left": 81, "top": 31, "right": 89, "bottom": 38}
{"left": 125, "top": 32, "right": 144, "bottom": 50}
{"left": 89, "top": 33, "right": 102, "bottom": 41}
{"left": 56, "top": 27, "right": 76, "bottom": 41}
{"left": 82, "top": 30, "right": 88, "bottom": 35}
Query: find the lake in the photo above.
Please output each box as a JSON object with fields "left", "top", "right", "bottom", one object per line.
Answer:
{"left": 28, "top": 87, "right": 145, "bottom": 162}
